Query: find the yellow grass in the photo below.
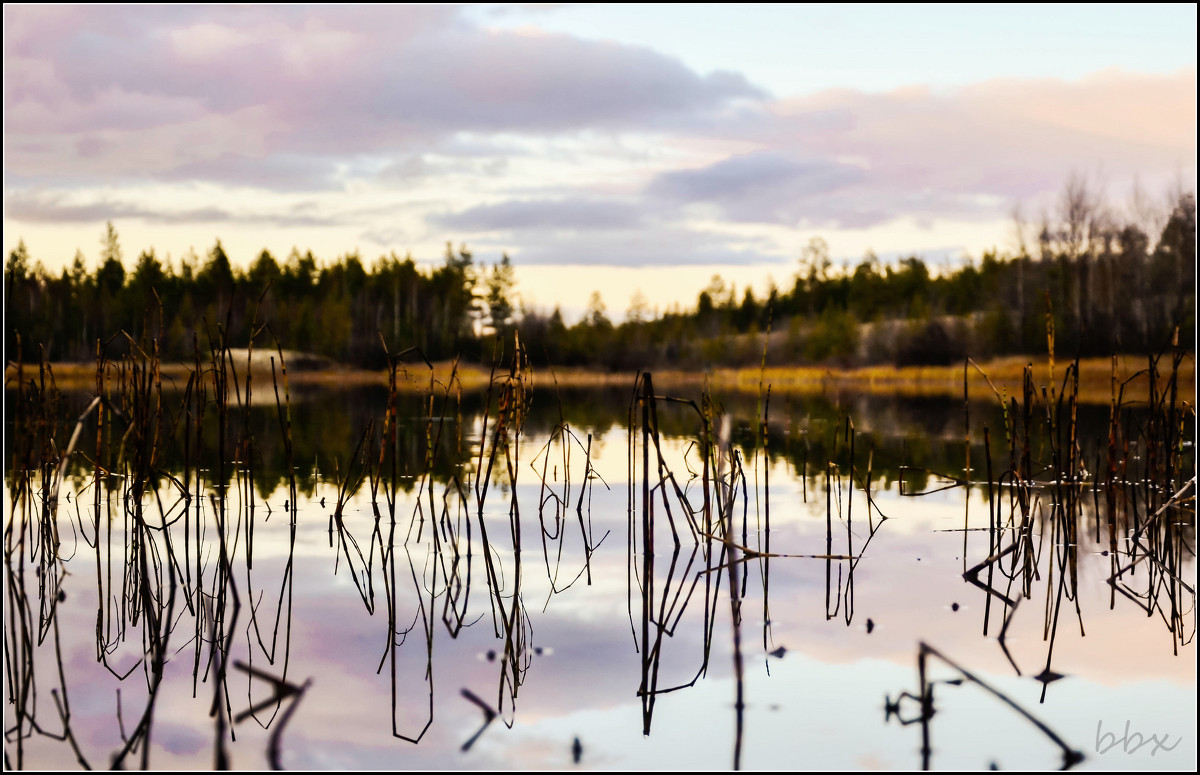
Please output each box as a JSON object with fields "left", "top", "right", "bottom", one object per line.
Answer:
{"left": 527, "top": 355, "right": 1195, "bottom": 406}
{"left": 704, "top": 355, "right": 1196, "bottom": 406}
{"left": 7, "top": 354, "right": 1194, "bottom": 406}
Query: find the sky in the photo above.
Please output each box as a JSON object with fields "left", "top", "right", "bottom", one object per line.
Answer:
{"left": 3, "top": 4, "right": 1196, "bottom": 321}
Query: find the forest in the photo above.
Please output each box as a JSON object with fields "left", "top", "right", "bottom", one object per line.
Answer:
{"left": 5, "top": 179, "right": 1195, "bottom": 371}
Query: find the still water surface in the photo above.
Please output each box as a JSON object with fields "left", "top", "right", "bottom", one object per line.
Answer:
{"left": 5, "top": 382, "right": 1195, "bottom": 770}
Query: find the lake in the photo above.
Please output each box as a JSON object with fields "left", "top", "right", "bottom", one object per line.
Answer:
{"left": 4, "top": 358, "right": 1195, "bottom": 770}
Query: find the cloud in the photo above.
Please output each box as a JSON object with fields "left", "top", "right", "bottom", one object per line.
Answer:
{"left": 359, "top": 227, "right": 411, "bottom": 248}
{"left": 767, "top": 69, "right": 1197, "bottom": 206}
{"left": 426, "top": 191, "right": 799, "bottom": 268}
{"left": 3, "top": 104, "right": 287, "bottom": 179}
{"left": 5, "top": 193, "right": 148, "bottom": 224}
{"left": 378, "top": 36, "right": 763, "bottom": 134}
{"left": 647, "top": 151, "right": 868, "bottom": 226}
{"left": 432, "top": 197, "right": 646, "bottom": 233}
{"left": 159, "top": 154, "right": 343, "bottom": 192}
{"left": 475, "top": 225, "right": 783, "bottom": 268}
{"left": 3, "top": 6, "right": 765, "bottom": 189}
{"left": 624, "top": 69, "right": 1195, "bottom": 231}
{"left": 377, "top": 155, "right": 433, "bottom": 183}
{"left": 5, "top": 191, "right": 341, "bottom": 228}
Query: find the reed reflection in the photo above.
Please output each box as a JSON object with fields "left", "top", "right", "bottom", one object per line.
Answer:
{"left": 889, "top": 346, "right": 1194, "bottom": 769}
{"left": 4, "top": 331, "right": 1194, "bottom": 771}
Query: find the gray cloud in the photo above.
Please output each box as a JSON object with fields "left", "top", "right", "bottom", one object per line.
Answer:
{"left": 6, "top": 194, "right": 149, "bottom": 224}
{"left": 377, "top": 155, "right": 432, "bottom": 183}
{"left": 359, "top": 227, "right": 410, "bottom": 248}
{"left": 647, "top": 151, "right": 870, "bottom": 226}
{"left": 6, "top": 191, "right": 341, "bottom": 228}
{"left": 474, "top": 226, "right": 786, "bottom": 268}
{"left": 158, "top": 154, "right": 343, "bottom": 192}
{"left": 4, "top": 6, "right": 766, "bottom": 189}
{"left": 377, "top": 36, "right": 764, "bottom": 134}
{"left": 651, "top": 152, "right": 846, "bottom": 201}
{"left": 432, "top": 198, "right": 647, "bottom": 233}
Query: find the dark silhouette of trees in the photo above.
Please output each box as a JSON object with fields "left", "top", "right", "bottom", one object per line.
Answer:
{"left": 485, "top": 253, "right": 516, "bottom": 338}
{"left": 5, "top": 177, "right": 1194, "bottom": 371}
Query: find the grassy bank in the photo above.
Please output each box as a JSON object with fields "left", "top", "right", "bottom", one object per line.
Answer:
{"left": 8, "top": 352, "right": 1193, "bottom": 406}
{"left": 544, "top": 354, "right": 1194, "bottom": 406}
{"left": 707, "top": 354, "right": 1195, "bottom": 406}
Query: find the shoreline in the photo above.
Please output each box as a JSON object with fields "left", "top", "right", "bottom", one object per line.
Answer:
{"left": 6, "top": 353, "right": 1193, "bottom": 406}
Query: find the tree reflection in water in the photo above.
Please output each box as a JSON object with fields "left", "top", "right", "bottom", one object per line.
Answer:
{"left": 4, "top": 340, "right": 1194, "bottom": 770}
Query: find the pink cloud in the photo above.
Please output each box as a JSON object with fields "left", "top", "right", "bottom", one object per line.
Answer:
{"left": 769, "top": 68, "right": 1196, "bottom": 202}
{"left": 3, "top": 5, "right": 761, "bottom": 186}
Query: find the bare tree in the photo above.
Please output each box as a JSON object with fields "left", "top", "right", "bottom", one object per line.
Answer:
{"left": 1058, "top": 172, "right": 1098, "bottom": 329}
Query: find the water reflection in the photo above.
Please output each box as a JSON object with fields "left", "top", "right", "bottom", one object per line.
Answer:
{"left": 4, "top": 351, "right": 1195, "bottom": 770}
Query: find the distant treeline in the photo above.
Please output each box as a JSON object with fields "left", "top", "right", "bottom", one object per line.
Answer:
{"left": 5, "top": 179, "right": 1194, "bottom": 370}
